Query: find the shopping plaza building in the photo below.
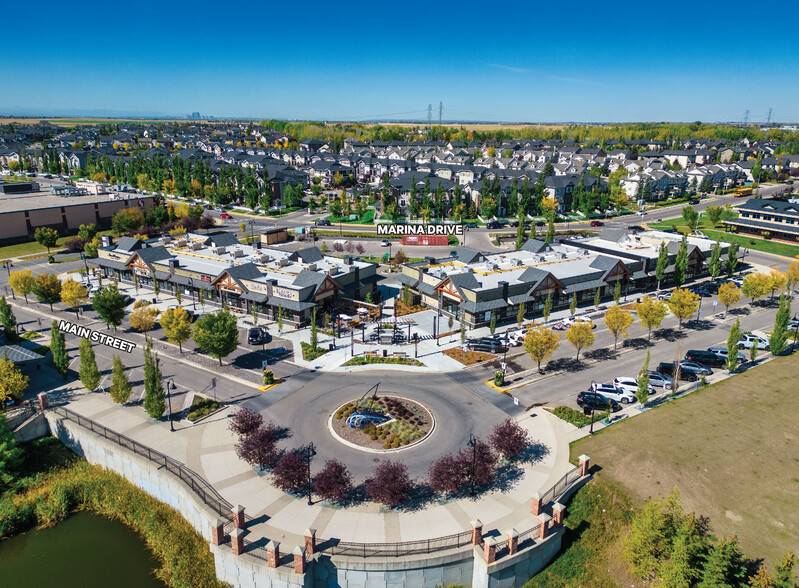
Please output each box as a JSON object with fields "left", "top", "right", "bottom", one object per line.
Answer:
{"left": 96, "top": 232, "right": 379, "bottom": 326}
{"left": 397, "top": 230, "right": 726, "bottom": 328}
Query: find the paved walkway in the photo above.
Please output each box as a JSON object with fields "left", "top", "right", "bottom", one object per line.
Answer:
{"left": 46, "top": 385, "right": 577, "bottom": 548}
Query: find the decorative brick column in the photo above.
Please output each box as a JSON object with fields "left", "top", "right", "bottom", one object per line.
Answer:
{"left": 470, "top": 520, "right": 483, "bottom": 545}
{"left": 506, "top": 529, "right": 519, "bottom": 555}
{"left": 267, "top": 540, "right": 280, "bottom": 569}
{"left": 578, "top": 454, "right": 590, "bottom": 477}
{"left": 552, "top": 503, "right": 566, "bottom": 527}
{"left": 538, "top": 513, "right": 551, "bottom": 540}
{"left": 293, "top": 546, "right": 306, "bottom": 574}
{"left": 483, "top": 537, "right": 496, "bottom": 564}
{"left": 211, "top": 518, "right": 225, "bottom": 545}
{"left": 37, "top": 392, "right": 49, "bottom": 410}
{"left": 304, "top": 528, "right": 316, "bottom": 554}
{"left": 233, "top": 504, "right": 245, "bottom": 529}
{"left": 530, "top": 492, "right": 542, "bottom": 516}
{"left": 231, "top": 528, "right": 244, "bottom": 555}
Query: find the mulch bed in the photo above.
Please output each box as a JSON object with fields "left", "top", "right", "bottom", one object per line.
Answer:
{"left": 331, "top": 396, "right": 433, "bottom": 451}
{"left": 443, "top": 347, "right": 497, "bottom": 365}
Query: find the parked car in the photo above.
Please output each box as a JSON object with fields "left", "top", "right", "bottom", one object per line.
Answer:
{"left": 589, "top": 220, "right": 604, "bottom": 227}
{"left": 219, "top": 212, "right": 233, "bottom": 219}
{"left": 640, "top": 370, "right": 673, "bottom": 391}
{"left": 737, "top": 333, "right": 769, "bottom": 350}
{"left": 701, "top": 281, "right": 719, "bottom": 293}
{"left": 556, "top": 316, "right": 596, "bottom": 330}
{"left": 689, "top": 287, "right": 712, "bottom": 298}
{"left": 628, "top": 225, "right": 646, "bottom": 232}
{"left": 656, "top": 361, "right": 710, "bottom": 381}
{"left": 466, "top": 339, "right": 507, "bottom": 353}
{"left": 509, "top": 219, "right": 520, "bottom": 227}
{"left": 576, "top": 391, "right": 622, "bottom": 413}
{"left": 449, "top": 250, "right": 458, "bottom": 258}
{"left": 465, "top": 222, "right": 477, "bottom": 228}
{"left": 707, "top": 347, "right": 746, "bottom": 363}
{"left": 380, "top": 239, "right": 390, "bottom": 247}
{"left": 248, "top": 327, "right": 265, "bottom": 345}
{"left": 590, "top": 382, "right": 636, "bottom": 404}
{"left": 688, "top": 198, "right": 700, "bottom": 205}
{"left": 612, "top": 376, "right": 655, "bottom": 397}
{"left": 636, "top": 210, "right": 648, "bottom": 216}
{"left": 684, "top": 349, "right": 725, "bottom": 368}
{"left": 656, "top": 292, "right": 671, "bottom": 300}
{"left": 486, "top": 221, "right": 503, "bottom": 229}
{"left": 535, "top": 220, "right": 546, "bottom": 227}
{"left": 315, "top": 219, "right": 331, "bottom": 226}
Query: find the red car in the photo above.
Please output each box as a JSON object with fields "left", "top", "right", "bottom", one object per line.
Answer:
{"left": 590, "top": 220, "right": 604, "bottom": 227}
{"left": 220, "top": 212, "right": 233, "bottom": 219}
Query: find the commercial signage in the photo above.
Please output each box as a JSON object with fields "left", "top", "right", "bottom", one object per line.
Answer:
{"left": 274, "top": 287, "right": 294, "bottom": 299}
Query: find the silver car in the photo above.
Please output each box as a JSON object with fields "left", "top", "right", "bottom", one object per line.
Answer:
{"left": 641, "top": 370, "right": 672, "bottom": 391}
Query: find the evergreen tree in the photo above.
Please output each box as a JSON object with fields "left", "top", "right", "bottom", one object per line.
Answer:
{"left": 0, "top": 413, "right": 24, "bottom": 491}
{"left": 516, "top": 301, "right": 525, "bottom": 326}
{"left": 614, "top": 280, "right": 621, "bottom": 304}
{"left": 143, "top": 344, "right": 165, "bottom": 419}
{"left": 78, "top": 338, "right": 101, "bottom": 392}
{"left": 725, "top": 242, "right": 740, "bottom": 277}
{"left": 545, "top": 214, "right": 555, "bottom": 244}
{"left": 489, "top": 311, "right": 497, "bottom": 335}
{"left": 698, "top": 536, "right": 748, "bottom": 588}
{"left": 515, "top": 210, "right": 526, "bottom": 250}
{"left": 110, "top": 355, "right": 132, "bottom": 404}
{"left": 769, "top": 294, "right": 791, "bottom": 356}
{"left": 594, "top": 286, "right": 601, "bottom": 309}
{"left": 674, "top": 234, "right": 689, "bottom": 287}
{"left": 50, "top": 320, "right": 69, "bottom": 379}
{"left": 543, "top": 292, "right": 552, "bottom": 323}
{"left": 0, "top": 297, "right": 17, "bottom": 340}
{"left": 656, "top": 241, "right": 669, "bottom": 290}
{"left": 708, "top": 240, "right": 722, "bottom": 279}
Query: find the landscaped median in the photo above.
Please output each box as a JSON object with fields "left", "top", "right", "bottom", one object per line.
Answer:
{"left": 442, "top": 347, "right": 497, "bottom": 366}
{"left": 343, "top": 355, "right": 424, "bottom": 367}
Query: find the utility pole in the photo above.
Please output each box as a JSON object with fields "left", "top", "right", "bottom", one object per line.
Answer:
{"left": 438, "top": 101, "right": 443, "bottom": 126}
{"left": 427, "top": 104, "right": 432, "bottom": 129}
{"left": 766, "top": 107, "right": 773, "bottom": 125}
{"left": 743, "top": 110, "right": 750, "bottom": 125}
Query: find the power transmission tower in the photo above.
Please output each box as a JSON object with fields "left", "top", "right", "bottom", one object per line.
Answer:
{"left": 439, "top": 101, "right": 443, "bottom": 126}
{"left": 427, "top": 104, "right": 432, "bottom": 128}
{"left": 766, "top": 107, "right": 773, "bottom": 125}
{"left": 743, "top": 110, "right": 750, "bottom": 124}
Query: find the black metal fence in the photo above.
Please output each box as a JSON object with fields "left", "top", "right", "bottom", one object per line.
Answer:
{"left": 539, "top": 466, "right": 583, "bottom": 507}
{"left": 327, "top": 530, "right": 473, "bottom": 558}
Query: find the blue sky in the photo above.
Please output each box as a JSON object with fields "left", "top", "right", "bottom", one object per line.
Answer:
{"left": 2, "top": 0, "right": 797, "bottom": 122}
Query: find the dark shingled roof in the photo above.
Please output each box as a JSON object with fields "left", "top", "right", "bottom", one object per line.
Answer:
{"left": 136, "top": 246, "right": 173, "bottom": 263}
{"left": 209, "top": 232, "right": 241, "bottom": 247}
{"left": 455, "top": 248, "right": 484, "bottom": 264}
{"left": 293, "top": 269, "right": 326, "bottom": 288}
{"left": 225, "top": 263, "right": 264, "bottom": 281}
{"left": 290, "top": 247, "right": 324, "bottom": 263}
{"left": 449, "top": 272, "right": 481, "bottom": 290}
{"left": 520, "top": 239, "right": 549, "bottom": 253}
{"left": 116, "top": 237, "right": 143, "bottom": 252}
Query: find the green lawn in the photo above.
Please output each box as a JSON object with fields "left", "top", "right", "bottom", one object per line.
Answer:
{"left": 649, "top": 217, "right": 799, "bottom": 258}
{"left": 0, "top": 230, "right": 115, "bottom": 260}
{"left": 325, "top": 209, "right": 375, "bottom": 224}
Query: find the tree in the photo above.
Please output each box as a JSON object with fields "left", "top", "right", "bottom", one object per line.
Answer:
{"left": 228, "top": 409, "right": 264, "bottom": 438}
{"left": 8, "top": 269, "right": 34, "bottom": 303}
{"left": 0, "top": 353, "right": 29, "bottom": 405}
{"left": 565, "top": 322, "right": 595, "bottom": 361}
{"left": 637, "top": 350, "right": 651, "bottom": 406}
{"left": 272, "top": 450, "right": 310, "bottom": 493}
{"left": 635, "top": 295, "right": 668, "bottom": 341}
{"left": 698, "top": 536, "right": 748, "bottom": 588}
{"left": 717, "top": 282, "right": 741, "bottom": 314}
{"left": 235, "top": 424, "right": 279, "bottom": 470}
{"left": 61, "top": 279, "right": 88, "bottom": 319}
{"left": 110, "top": 355, "right": 132, "bottom": 403}
{"left": 725, "top": 242, "right": 739, "bottom": 277}
{"left": 592, "top": 286, "right": 601, "bottom": 310}
{"left": 523, "top": 323, "right": 560, "bottom": 372}
{"left": 681, "top": 205, "right": 699, "bottom": 229}
{"left": 726, "top": 319, "right": 742, "bottom": 372}
{"left": 310, "top": 306, "right": 318, "bottom": 349}
{"left": 143, "top": 344, "right": 165, "bottom": 419}
{"left": 428, "top": 453, "right": 469, "bottom": 495}
{"left": 741, "top": 272, "right": 771, "bottom": 305}
{"left": 92, "top": 283, "right": 127, "bottom": 330}
{"left": 786, "top": 261, "right": 799, "bottom": 294}
{"left": 489, "top": 311, "right": 496, "bottom": 335}
{"left": 489, "top": 419, "right": 530, "bottom": 460}
{"left": 655, "top": 241, "right": 669, "bottom": 290}
{"left": 365, "top": 460, "right": 412, "bottom": 507}
{"left": 50, "top": 320, "right": 69, "bottom": 379}
{"left": 770, "top": 294, "right": 791, "bottom": 356}
{"left": 667, "top": 288, "right": 700, "bottom": 329}
{"left": 462, "top": 438, "right": 498, "bottom": 487}
{"left": 708, "top": 241, "right": 722, "bottom": 280}
{"left": 613, "top": 280, "right": 621, "bottom": 304}
{"left": 160, "top": 306, "right": 191, "bottom": 352}
{"left": 605, "top": 305, "right": 634, "bottom": 350}
{"left": 767, "top": 270, "right": 787, "bottom": 299}
{"left": 314, "top": 459, "right": 353, "bottom": 503}
{"left": 515, "top": 210, "right": 526, "bottom": 250}
{"left": 192, "top": 310, "right": 239, "bottom": 365}
{"left": 0, "top": 297, "right": 17, "bottom": 340}
{"left": 34, "top": 226, "right": 59, "bottom": 256}
{"left": 569, "top": 292, "right": 577, "bottom": 316}
{"left": 543, "top": 292, "right": 552, "bottom": 323}
{"left": 78, "top": 338, "right": 101, "bottom": 392}
{"left": 31, "top": 273, "right": 62, "bottom": 311}
{"left": 674, "top": 234, "right": 689, "bottom": 287}
{"left": 129, "top": 301, "right": 159, "bottom": 340}
{"left": 545, "top": 214, "right": 555, "bottom": 244}
{"left": 0, "top": 413, "right": 24, "bottom": 490}
{"left": 111, "top": 207, "right": 143, "bottom": 234}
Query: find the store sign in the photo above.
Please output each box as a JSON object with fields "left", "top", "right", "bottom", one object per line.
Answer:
{"left": 220, "top": 286, "right": 241, "bottom": 294}
{"left": 133, "top": 267, "right": 151, "bottom": 277}
{"left": 274, "top": 287, "right": 294, "bottom": 299}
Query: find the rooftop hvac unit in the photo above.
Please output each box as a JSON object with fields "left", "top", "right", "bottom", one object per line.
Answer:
{"left": 327, "top": 266, "right": 339, "bottom": 275}
{"left": 258, "top": 254, "right": 271, "bottom": 263}
{"left": 232, "top": 249, "right": 244, "bottom": 258}
{"left": 560, "top": 253, "right": 567, "bottom": 259}
{"left": 191, "top": 242, "right": 203, "bottom": 251}
{"left": 175, "top": 240, "right": 187, "bottom": 248}
{"left": 307, "top": 263, "right": 317, "bottom": 271}
{"left": 215, "top": 246, "right": 226, "bottom": 255}
{"left": 490, "top": 264, "right": 499, "bottom": 271}
{"left": 278, "top": 258, "right": 289, "bottom": 267}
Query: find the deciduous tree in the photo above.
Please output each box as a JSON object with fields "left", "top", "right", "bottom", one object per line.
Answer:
{"left": 192, "top": 309, "right": 239, "bottom": 365}
{"left": 604, "top": 305, "right": 634, "bottom": 350}
{"left": 8, "top": 269, "right": 34, "bottom": 303}
{"left": 272, "top": 450, "right": 310, "bottom": 494}
{"left": 142, "top": 344, "right": 165, "bottom": 419}
{"left": 767, "top": 270, "right": 787, "bottom": 299}
{"left": 0, "top": 353, "right": 29, "bottom": 405}
{"left": 635, "top": 295, "right": 668, "bottom": 341}
{"left": 770, "top": 294, "right": 791, "bottom": 356}
{"left": 428, "top": 453, "right": 469, "bottom": 495}
{"left": 78, "top": 338, "right": 101, "bottom": 392}
{"left": 228, "top": 408, "right": 264, "bottom": 437}
{"left": 674, "top": 234, "right": 689, "bottom": 287}
{"left": 786, "top": 261, "right": 799, "bottom": 294}
{"left": 489, "top": 418, "right": 530, "bottom": 460}
{"left": 34, "top": 226, "right": 59, "bottom": 256}
{"left": 365, "top": 460, "right": 412, "bottom": 507}
{"left": 565, "top": 322, "right": 595, "bottom": 361}
{"left": 717, "top": 282, "right": 741, "bottom": 314}
{"left": 60, "top": 279, "right": 88, "bottom": 319}
{"left": 0, "top": 412, "right": 24, "bottom": 490}
{"left": 0, "top": 297, "right": 16, "bottom": 340}
{"left": 523, "top": 323, "right": 560, "bottom": 372}
{"left": 160, "top": 306, "right": 191, "bottom": 352}
{"left": 313, "top": 459, "right": 353, "bottom": 503}
{"left": 92, "top": 283, "right": 127, "bottom": 331}
{"left": 655, "top": 241, "right": 669, "bottom": 290}
{"left": 129, "top": 300, "right": 159, "bottom": 340}
{"left": 110, "top": 355, "right": 132, "bottom": 403}
{"left": 235, "top": 424, "right": 279, "bottom": 470}
{"left": 31, "top": 273, "right": 62, "bottom": 311}
{"left": 667, "top": 288, "right": 700, "bottom": 329}
{"left": 741, "top": 272, "right": 770, "bottom": 305}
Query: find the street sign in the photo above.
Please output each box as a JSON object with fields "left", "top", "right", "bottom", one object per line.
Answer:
{"left": 513, "top": 397, "right": 519, "bottom": 406}
{"left": 712, "top": 301, "right": 718, "bottom": 307}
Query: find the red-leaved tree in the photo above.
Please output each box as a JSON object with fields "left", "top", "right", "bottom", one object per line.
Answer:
{"left": 272, "top": 450, "right": 309, "bottom": 493}
{"left": 489, "top": 418, "right": 531, "bottom": 460}
{"left": 428, "top": 453, "right": 470, "bottom": 495}
{"left": 313, "top": 459, "right": 353, "bottom": 503}
{"left": 459, "top": 439, "right": 498, "bottom": 487}
{"left": 228, "top": 408, "right": 263, "bottom": 437}
{"left": 365, "top": 460, "right": 412, "bottom": 507}
{"left": 235, "top": 424, "right": 279, "bottom": 470}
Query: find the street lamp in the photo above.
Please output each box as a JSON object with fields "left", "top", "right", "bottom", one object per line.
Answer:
{"left": 248, "top": 220, "right": 255, "bottom": 245}
{"left": 1, "top": 260, "right": 11, "bottom": 276}
{"left": 189, "top": 277, "right": 196, "bottom": 310}
{"left": 80, "top": 252, "right": 89, "bottom": 275}
{"left": 166, "top": 377, "right": 176, "bottom": 432}
{"left": 306, "top": 442, "right": 316, "bottom": 505}
{"left": 467, "top": 433, "right": 477, "bottom": 496}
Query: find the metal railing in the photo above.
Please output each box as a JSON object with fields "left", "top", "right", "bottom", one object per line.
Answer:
{"left": 327, "top": 530, "right": 473, "bottom": 558}
{"left": 539, "top": 466, "right": 583, "bottom": 507}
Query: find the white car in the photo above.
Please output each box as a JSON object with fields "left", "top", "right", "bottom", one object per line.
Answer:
{"left": 556, "top": 316, "right": 595, "bottom": 330}
{"left": 637, "top": 210, "right": 648, "bottom": 216}
{"left": 737, "top": 334, "right": 769, "bottom": 350}
{"left": 590, "top": 382, "right": 636, "bottom": 404}
{"left": 613, "top": 377, "right": 655, "bottom": 397}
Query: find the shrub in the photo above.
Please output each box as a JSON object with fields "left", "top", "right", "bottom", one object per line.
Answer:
{"left": 271, "top": 450, "right": 309, "bottom": 493}
{"left": 63, "top": 236, "right": 88, "bottom": 253}
{"left": 489, "top": 418, "right": 531, "bottom": 460}
{"left": 228, "top": 408, "right": 263, "bottom": 437}
{"left": 365, "top": 461, "right": 412, "bottom": 507}
{"left": 313, "top": 459, "right": 352, "bottom": 503}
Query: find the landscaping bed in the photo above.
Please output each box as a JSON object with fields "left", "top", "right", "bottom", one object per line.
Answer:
{"left": 395, "top": 301, "right": 426, "bottom": 316}
{"left": 443, "top": 347, "right": 496, "bottom": 365}
{"left": 548, "top": 406, "right": 608, "bottom": 428}
{"left": 187, "top": 395, "right": 222, "bottom": 422}
{"left": 343, "top": 355, "right": 424, "bottom": 367}
{"left": 301, "top": 341, "right": 329, "bottom": 361}
{"left": 331, "top": 396, "right": 433, "bottom": 450}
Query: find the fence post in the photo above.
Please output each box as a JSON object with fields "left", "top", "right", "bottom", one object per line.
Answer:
{"left": 507, "top": 528, "right": 519, "bottom": 555}
{"left": 293, "top": 546, "right": 306, "bottom": 574}
{"left": 233, "top": 504, "right": 245, "bottom": 529}
{"left": 578, "top": 454, "right": 590, "bottom": 477}
{"left": 552, "top": 503, "right": 566, "bottom": 527}
{"left": 267, "top": 540, "right": 280, "bottom": 568}
{"left": 538, "top": 513, "right": 552, "bottom": 540}
{"left": 211, "top": 518, "right": 225, "bottom": 545}
{"left": 483, "top": 537, "right": 496, "bottom": 564}
{"left": 470, "top": 520, "right": 483, "bottom": 545}
{"left": 304, "top": 528, "right": 316, "bottom": 554}
{"left": 231, "top": 528, "right": 244, "bottom": 555}
{"left": 530, "top": 491, "right": 542, "bottom": 516}
{"left": 37, "top": 393, "right": 49, "bottom": 410}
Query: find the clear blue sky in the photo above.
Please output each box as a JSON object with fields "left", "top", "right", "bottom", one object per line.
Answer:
{"left": 2, "top": 0, "right": 797, "bottom": 123}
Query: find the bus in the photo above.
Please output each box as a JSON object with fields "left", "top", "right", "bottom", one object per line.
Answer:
{"left": 734, "top": 187, "right": 753, "bottom": 197}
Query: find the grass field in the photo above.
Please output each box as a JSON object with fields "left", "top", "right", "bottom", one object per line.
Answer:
{"left": 572, "top": 352, "right": 799, "bottom": 567}
{"left": 649, "top": 217, "right": 799, "bottom": 258}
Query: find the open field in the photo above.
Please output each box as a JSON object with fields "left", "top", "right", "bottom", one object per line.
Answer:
{"left": 361, "top": 121, "right": 569, "bottom": 131}
{"left": 0, "top": 117, "right": 214, "bottom": 125}
{"left": 572, "top": 352, "right": 799, "bottom": 567}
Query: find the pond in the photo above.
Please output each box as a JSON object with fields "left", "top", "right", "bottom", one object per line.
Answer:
{"left": 0, "top": 511, "right": 165, "bottom": 587}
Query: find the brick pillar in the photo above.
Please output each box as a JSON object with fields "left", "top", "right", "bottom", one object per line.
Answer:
{"left": 267, "top": 540, "right": 280, "bottom": 569}
{"left": 506, "top": 528, "right": 519, "bottom": 555}
{"left": 211, "top": 518, "right": 225, "bottom": 546}
{"left": 231, "top": 528, "right": 244, "bottom": 555}
{"left": 530, "top": 492, "right": 542, "bottom": 516}
{"left": 470, "top": 519, "right": 483, "bottom": 545}
{"left": 233, "top": 504, "right": 245, "bottom": 529}
{"left": 304, "top": 528, "right": 316, "bottom": 554}
{"left": 293, "top": 546, "right": 306, "bottom": 574}
{"left": 538, "top": 513, "right": 552, "bottom": 540}
{"left": 578, "top": 454, "right": 590, "bottom": 477}
{"left": 483, "top": 537, "right": 496, "bottom": 564}
{"left": 37, "top": 392, "right": 49, "bottom": 410}
{"left": 552, "top": 503, "right": 566, "bottom": 527}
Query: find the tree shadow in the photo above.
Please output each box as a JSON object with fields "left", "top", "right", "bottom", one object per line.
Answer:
{"left": 754, "top": 298, "right": 780, "bottom": 309}
{"left": 232, "top": 350, "right": 269, "bottom": 370}
{"left": 621, "top": 337, "right": 650, "bottom": 350}
{"left": 687, "top": 318, "right": 715, "bottom": 331}
{"left": 546, "top": 357, "right": 586, "bottom": 373}
{"left": 728, "top": 307, "right": 750, "bottom": 316}
{"left": 517, "top": 441, "right": 551, "bottom": 466}
{"left": 653, "top": 327, "right": 687, "bottom": 342}
{"left": 584, "top": 347, "right": 617, "bottom": 361}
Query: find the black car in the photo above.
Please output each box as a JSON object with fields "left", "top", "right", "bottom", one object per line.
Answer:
{"left": 576, "top": 391, "right": 622, "bottom": 413}
{"left": 486, "top": 221, "right": 503, "bottom": 230}
{"left": 628, "top": 225, "right": 646, "bottom": 232}
{"left": 689, "top": 287, "right": 712, "bottom": 298}
{"left": 314, "top": 219, "right": 331, "bottom": 226}
{"left": 466, "top": 339, "right": 507, "bottom": 353}
{"left": 689, "top": 198, "right": 700, "bottom": 205}
{"left": 248, "top": 327, "right": 265, "bottom": 345}
{"left": 509, "top": 219, "right": 519, "bottom": 227}
{"left": 684, "top": 350, "right": 725, "bottom": 368}
{"left": 465, "top": 222, "right": 477, "bottom": 228}
{"left": 656, "top": 361, "right": 710, "bottom": 381}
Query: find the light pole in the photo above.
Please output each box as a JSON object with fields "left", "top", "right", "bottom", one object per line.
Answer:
{"left": 189, "top": 277, "right": 196, "bottom": 310}
{"left": 248, "top": 220, "right": 255, "bottom": 245}
{"left": 2, "top": 261, "right": 14, "bottom": 299}
{"left": 306, "top": 442, "right": 316, "bottom": 505}
{"left": 468, "top": 434, "right": 477, "bottom": 496}
{"left": 166, "top": 377, "right": 176, "bottom": 432}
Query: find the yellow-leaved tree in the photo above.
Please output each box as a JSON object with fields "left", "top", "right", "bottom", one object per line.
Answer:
{"left": 60, "top": 279, "right": 89, "bottom": 319}
{"left": 129, "top": 300, "right": 160, "bottom": 341}
{"left": 740, "top": 272, "right": 771, "bottom": 305}
{"left": 634, "top": 295, "right": 668, "bottom": 341}
{"left": 160, "top": 306, "right": 192, "bottom": 352}
{"left": 8, "top": 269, "right": 34, "bottom": 303}
{"left": 565, "top": 322, "right": 595, "bottom": 361}
{"left": 604, "top": 305, "right": 635, "bottom": 350}
{"left": 522, "top": 323, "right": 560, "bottom": 372}
{"left": 717, "top": 282, "right": 741, "bottom": 314}
{"left": 666, "top": 288, "right": 700, "bottom": 329}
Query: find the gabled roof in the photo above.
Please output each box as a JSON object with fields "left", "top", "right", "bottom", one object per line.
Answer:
{"left": 455, "top": 248, "right": 485, "bottom": 264}
{"left": 116, "top": 237, "right": 143, "bottom": 252}
{"left": 292, "top": 269, "right": 327, "bottom": 288}
{"left": 448, "top": 272, "right": 481, "bottom": 291}
{"left": 520, "top": 239, "right": 549, "bottom": 254}
{"left": 290, "top": 247, "right": 324, "bottom": 263}
{"left": 209, "top": 233, "right": 241, "bottom": 247}
{"left": 225, "top": 263, "right": 264, "bottom": 281}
